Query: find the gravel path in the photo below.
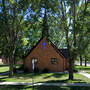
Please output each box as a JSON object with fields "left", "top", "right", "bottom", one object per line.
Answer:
{"left": 79, "top": 71, "right": 90, "bottom": 79}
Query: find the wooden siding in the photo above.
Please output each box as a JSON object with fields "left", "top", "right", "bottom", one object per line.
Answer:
{"left": 24, "top": 37, "right": 67, "bottom": 72}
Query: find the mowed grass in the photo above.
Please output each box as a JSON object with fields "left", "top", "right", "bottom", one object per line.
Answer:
{"left": 0, "top": 65, "right": 90, "bottom": 83}
{"left": 0, "top": 85, "right": 90, "bottom": 90}
{"left": 0, "top": 72, "right": 90, "bottom": 83}
{"left": 0, "top": 64, "right": 21, "bottom": 73}
{"left": 0, "top": 66, "right": 9, "bottom": 73}
{"left": 75, "top": 65, "right": 90, "bottom": 71}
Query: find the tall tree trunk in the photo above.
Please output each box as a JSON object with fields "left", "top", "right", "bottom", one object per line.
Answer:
{"left": 60, "top": 0, "right": 74, "bottom": 80}
{"left": 68, "top": 0, "right": 77, "bottom": 80}
{"left": 68, "top": 58, "right": 74, "bottom": 80}
{"left": 72, "top": 0, "right": 76, "bottom": 68}
{"left": 80, "top": 55, "right": 82, "bottom": 66}
{"left": 85, "top": 56, "right": 87, "bottom": 67}
{"left": 9, "top": 42, "right": 16, "bottom": 77}
{"left": 9, "top": 6, "right": 16, "bottom": 77}
{"left": 65, "top": 29, "right": 74, "bottom": 80}
{"left": 9, "top": 35, "right": 15, "bottom": 77}
{"left": 9, "top": 55, "right": 14, "bottom": 77}
{"left": 73, "top": 0, "right": 76, "bottom": 47}
{"left": 13, "top": 56, "right": 16, "bottom": 65}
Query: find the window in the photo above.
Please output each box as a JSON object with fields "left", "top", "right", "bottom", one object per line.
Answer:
{"left": 51, "top": 58, "right": 58, "bottom": 64}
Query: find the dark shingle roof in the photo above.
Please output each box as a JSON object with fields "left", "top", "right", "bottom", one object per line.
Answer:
{"left": 59, "top": 49, "right": 69, "bottom": 59}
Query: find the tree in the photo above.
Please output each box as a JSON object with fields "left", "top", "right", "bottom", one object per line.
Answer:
{"left": 0, "top": 0, "right": 89, "bottom": 79}
{"left": 0, "top": 0, "right": 32, "bottom": 77}
{"left": 58, "top": 0, "right": 89, "bottom": 80}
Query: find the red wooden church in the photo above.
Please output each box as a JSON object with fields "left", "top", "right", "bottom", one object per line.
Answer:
{"left": 24, "top": 37, "right": 69, "bottom": 72}
{"left": 24, "top": 9, "right": 69, "bottom": 72}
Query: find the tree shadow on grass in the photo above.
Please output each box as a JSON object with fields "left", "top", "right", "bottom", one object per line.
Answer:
{"left": 0, "top": 76, "right": 9, "bottom": 82}
{"left": 44, "top": 79, "right": 86, "bottom": 83}
{"left": 0, "top": 71, "right": 9, "bottom": 82}
{"left": 0, "top": 71, "right": 9, "bottom": 75}
{"left": 0, "top": 85, "right": 27, "bottom": 90}
{"left": 40, "top": 73, "right": 87, "bottom": 83}
{"left": 0, "top": 72, "right": 42, "bottom": 82}
{"left": 21, "top": 85, "right": 90, "bottom": 90}
{"left": 0, "top": 85, "right": 90, "bottom": 90}
{"left": 34, "top": 86, "right": 90, "bottom": 90}
{"left": 13, "top": 72, "right": 67, "bottom": 79}
{"left": 43, "top": 73, "right": 68, "bottom": 79}
{"left": 15, "top": 72, "right": 42, "bottom": 77}
{"left": 15, "top": 73, "right": 32, "bottom": 78}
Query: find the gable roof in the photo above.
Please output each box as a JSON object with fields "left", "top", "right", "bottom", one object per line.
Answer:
{"left": 59, "top": 49, "right": 69, "bottom": 59}
{"left": 24, "top": 37, "right": 69, "bottom": 59}
{"left": 49, "top": 40, "right": 65, "bottom": 58}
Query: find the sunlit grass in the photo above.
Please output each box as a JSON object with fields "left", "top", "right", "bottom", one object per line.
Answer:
{"left": 0, "top": 64, "right": 22, "bottom": 73}
{"left": 75, "top": 65, "right": 90, "bottom": 71}
{"left": 0, "top": 66, "right": 9, "bottom": 73}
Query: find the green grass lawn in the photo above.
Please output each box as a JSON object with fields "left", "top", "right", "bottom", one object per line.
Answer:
{"left": 0, "top": 66, "right": 9, "bottom": 73}
{"left": 0, "top": 65, "right": 22, "bottom": 73}
{"left": 0, "top": 65, "right": 90, "bottom": 83}
{"left": 0, "top": 85, "right": 90, "bottom": 90}
{"left": 75, "top": 65, "right": 90, "bottom": 71}
{"left": 0, "top": 72, "right": 90, "bottom": 83}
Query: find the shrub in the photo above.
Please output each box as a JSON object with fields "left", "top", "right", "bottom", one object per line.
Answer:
{"left": 18, "top": 65, "right": 24, "bottom": 70}
{"left": 42, "top": 68, "right": 50, "bottom": 73}
{"left": 24, "top": 67, "right": 29, "bottom": 73}
{"left": 13, "top": 65, "right": 30, "bottom": 73}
